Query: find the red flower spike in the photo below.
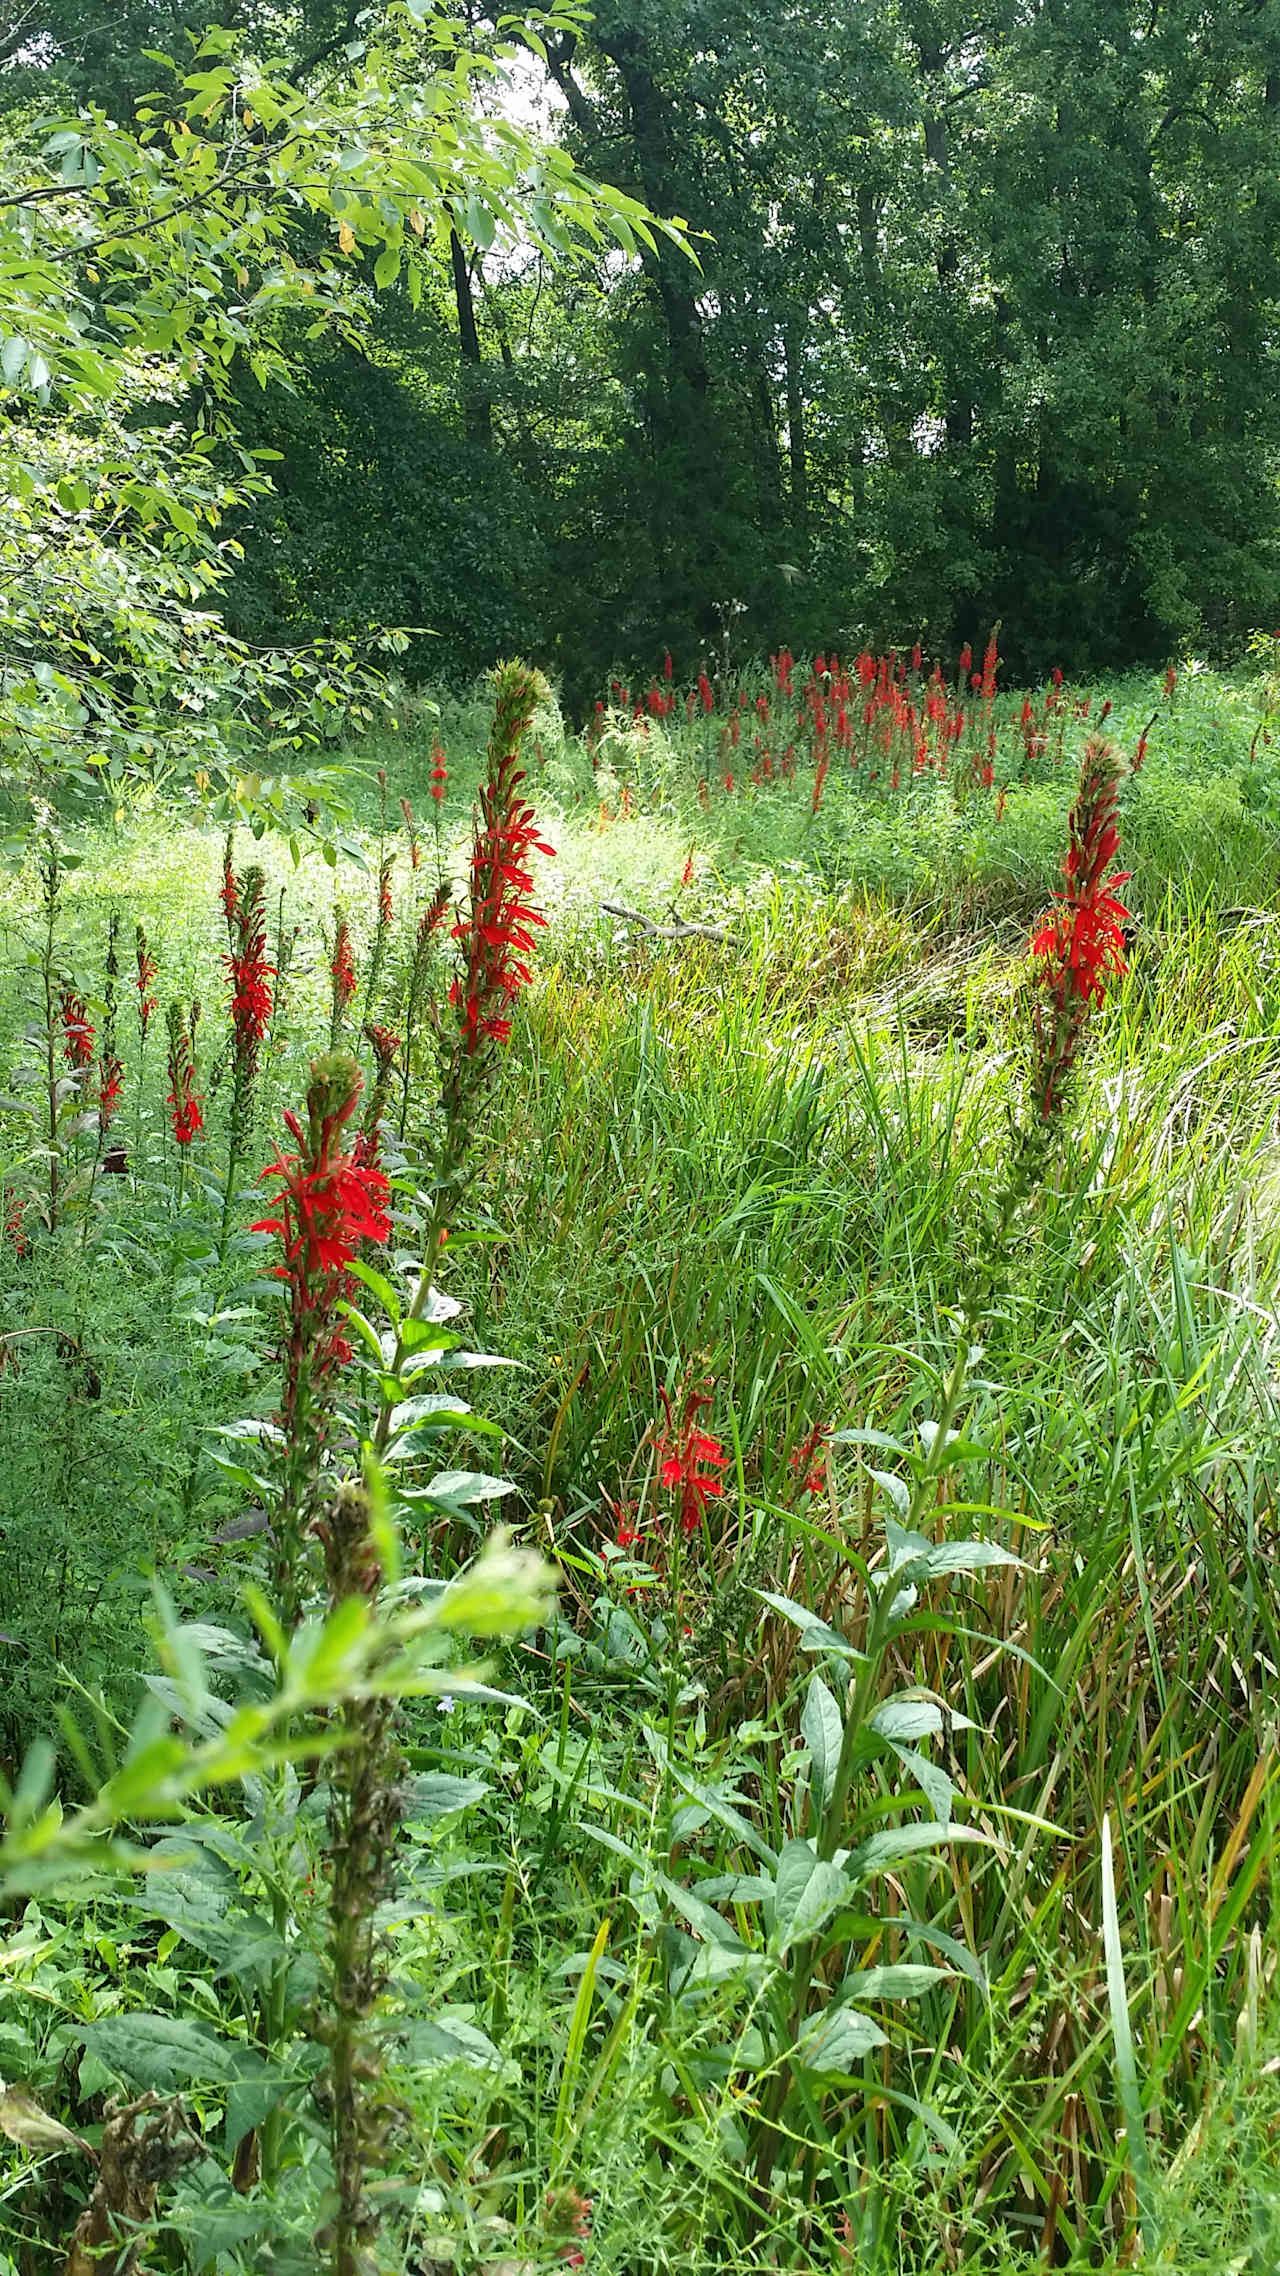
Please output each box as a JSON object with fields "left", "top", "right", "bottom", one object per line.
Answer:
{"left": 428, "top": 739, "right": 449, "bottom": 804}
{"left": 60, "top": 987, "right": 95, "bottom": 1070}
{"left": 1028, "top": 735, "right": 1132, "bottom": 1116}
{"left": 448, "top": 663, "right": 554, "bottom": 1059}
{"left": 165, "top": 1002, "right": 203, "bottom": 1145}
{"left": 656, "top": 1385, "right": 729, "bottom": 1536}
{"left": 99, "top": 1056, "right": 124, "bottom": 1130}
{"left": 253, "top": 1056, "right": 390, "bottom": 1287}
{"left": 331, "top": 914, "right": 357, "bottom": 1021}
{"left": 225, "top": 865, "right": 274, "bottom": 1086}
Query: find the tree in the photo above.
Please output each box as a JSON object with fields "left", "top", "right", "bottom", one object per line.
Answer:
{"left": 0, "top": 0, "right": 688, "bottom": 814}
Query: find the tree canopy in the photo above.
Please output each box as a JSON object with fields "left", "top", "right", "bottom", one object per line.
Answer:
{"left": 1, "top": 0, "right": 1277, "bottom": 783}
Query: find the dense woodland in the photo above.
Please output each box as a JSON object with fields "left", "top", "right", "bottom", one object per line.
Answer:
{"left": 7, "top": 0, "right": 1280, "bottom": 697}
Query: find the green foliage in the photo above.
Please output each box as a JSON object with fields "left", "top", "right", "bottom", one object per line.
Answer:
{"left": 0, "top": 662, "right": 1275, "bottom": 2270}
{"left": 0, "top": 4, "right": 689, "bottom": 814}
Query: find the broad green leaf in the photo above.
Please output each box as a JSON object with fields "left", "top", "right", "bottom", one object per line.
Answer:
{"left": 771, "top": 1840, "right": 848, "bottom": 1955}
{"left": 801, "top": 1673, "right": 843, "bottom": 1810}
{"left": 846, "top": 1823, "right": 999, "bottom": 1881}
{"left": 794, "top": 2003, "right": 887, "bottom": 2074}
{"left": 755, "top": 1589, "right": 864, "bottom": 1661}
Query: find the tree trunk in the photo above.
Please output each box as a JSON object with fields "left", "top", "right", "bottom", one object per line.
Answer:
{"left": 449, "top": 226, "right": 492, "bottom": 446}
{"left": 784, "top": 320, "right": 808, "bottom": 544}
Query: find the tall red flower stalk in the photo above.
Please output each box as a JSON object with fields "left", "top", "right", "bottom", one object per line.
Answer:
{"left": 656, "top": 1384, "right": 729, "bottom": 1538}
{"left": 222, "top": 863, "right": 275, "bottom": 1252}
{"left": 446, "top": 661, "right": 554, "bottom": 1065}
{"left": 98, "top": 915, "right": 123, "bottom": 1133}
{"left": 361, "top": 1022, "right": 401, "bottom": 1169}
{"left": 97, "top": 914, "right": 123, "bottom": 1147}
{"left": 253, "top": 1052, "right": 391, "bottom": 1629}
{"left": 330, "top": 911, "right": 357, "bottom": 1045}
{"left": 1028, "top": 735, "right": 1131, "bottom": 1121}
{"left": 373, "top": 662, "right": 552, "bottom": 1463}
{"left": 135, "top": 925, "right": 158, "bottom": 1039}
{"left": 60, "top": 987, "right": 95, "bottom": 1071}
{"left": 166, "top": 1001, "right": 203, "bottom": 1153}
{"left": 226, "top": 865, "right": 274, "bottom": 1097}
{"left": 220, "top": 828, "right": 239, "bottom": 943}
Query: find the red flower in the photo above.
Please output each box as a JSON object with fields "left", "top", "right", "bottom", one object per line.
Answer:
{"left": 790, "top": 1421, "right": 832, "bottom": 1497}
{"left": 663, "top": 649, "right": 673, "bottom": 681}
{"left": 225, "top": 867, "right": 274, "bottom": 1082}
{"left": 656, "top": 1385, "right": 729, "bottom": 1535}
{"left": 1029, "top": 736, "right": 1131, "bottom": 1115}
{"left": 98, "top": 1055, "right": 124, "bottom": 1130}
{"left": 166, "top": 1003, "right": 203, "bottom": 1145}
{"left": 220, "top": 835, "right": 238, "bottom": 936}
{"left": 331, "top": 916, "right": 357, "bottom": 1013}
{"left": 5, "top": 1186, "right": 26, "bottom": 1258}
{"left": 365, "top": 1023, "right": 400, "bottom": 1075}
{"left": 698, "top": 671, "right": 714, "bottom": 714}
{"left": 428, "top": 738, "right": 448, "bottom": 804}
{"left": 1164, "top": 665, "right": 1177, "bottom": 700}
{"left": 980, "top": 631, "right": 998, "bottom": 700}
{"left": 958, "top": 643, "right": 972, "bottom": 677}
{"left": 60, "top": 988, "right": 95, "bottom": 1069}
{"left": 448, "top": 667, "right": 554, "bottom": 1057}
{"left": 255, "top": 1118, "right": 390, "bottom": 1284}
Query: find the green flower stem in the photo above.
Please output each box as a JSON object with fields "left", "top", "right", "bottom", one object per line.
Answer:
{"left": 751, "top": 1328, "right": 973, "bottom": 2205}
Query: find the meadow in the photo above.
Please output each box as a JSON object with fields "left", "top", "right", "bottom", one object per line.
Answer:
{"left": 0, "top": 650, "right": 1278, "bottom": 2275}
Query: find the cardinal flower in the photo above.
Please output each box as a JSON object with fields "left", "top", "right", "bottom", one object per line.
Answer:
{"left": 330, "top": 912, "right": 357, "bottom": 1043}
{"left": 448, "top": 662, "right": 554, "bottom": 1059}
{"left": 166, "top": 1003, "right": 203, "bottom": 1145}
{"left": 656, "top": 1385, "right": 729, "bottom": 1536}
{"left": 255, "top": 1065, "right": 391, "bottom": 1286}
{"left": 60, "top": 987, "right": 94, "bottom": 1069}
{"left": 253, "top": 1053, "right": 391, "bottom": 1628}
{"left": 225, "top": 864, "right": 274, "bottom": 1087}
{"left": 1029, "top": 735, "right": 1131, "bottom": 1117}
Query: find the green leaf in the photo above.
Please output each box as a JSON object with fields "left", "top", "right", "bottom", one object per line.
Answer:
{"left": 846, "top": 1823, "right": 999, "bottom": 1881}
{"left": 794, "top": 2003, "right": 887, "bottom": 2074}
{"left": 405, "top": 1772, "right": 489, "bottom": 1819}
{"left": 869, "top": 1699, "right": 975, "bottom": 1742}
{"left": 841, "top": 1963, "right": 948, "bottom": 2001}
{"left": 755, "top": 1589, "right": 864, "bottom": 1660}
{"left": 79, "top": 2013, "right": 270, "bottom": 2093}
{"left": 347, "top": 1259, "right": 400, "bottom": 1325}
{"left": 801, "top": 1673, "right": 843, "bottom": 1810}
{"left": 771, "top": 1840, "right": 848, "bottom": 1955}
{"left": 464, "top": 192, "right": 496, "bottom": 250}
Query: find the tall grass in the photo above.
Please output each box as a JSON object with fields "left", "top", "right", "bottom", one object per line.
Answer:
{"left": 1, "top": 663, "right": 1277, "bottom": 2270}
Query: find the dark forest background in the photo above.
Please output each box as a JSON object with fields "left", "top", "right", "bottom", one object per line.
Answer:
{"left": 9, "top": 0, "right": 1280, "bottom": 703}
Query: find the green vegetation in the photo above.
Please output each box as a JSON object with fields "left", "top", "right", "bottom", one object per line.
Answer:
{"left": 1, "top": 3, "right": 1279, "bottom": 2267}
{"left": 0, "top": 663, "right": 1277, "bottom": 2271}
